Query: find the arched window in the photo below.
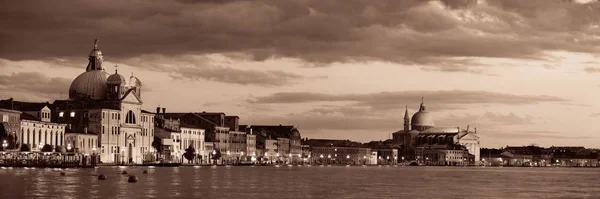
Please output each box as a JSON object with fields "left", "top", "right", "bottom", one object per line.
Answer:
{"left": 125, "top": 110, "right": 136, "bottom": 124}
{"left": 21, "top": 128, "right": 24, "bottom": 144}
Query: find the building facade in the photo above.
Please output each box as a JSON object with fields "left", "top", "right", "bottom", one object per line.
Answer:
{"left": 64, "top": 132, "right": 98, "bottom": 155}
{"left": 180, "top": 126, "right": 206, "bottom": 163}
{"left": 392, "top": 99, "right": 481, "bottom": 165}
{"left": 50, "top": 39, "right": 153, "bottom": 164}
{"left": 20, "top": 112, "right": 67, "bottom": 151}
{"left": 0, "top": 108, "right": 21, "bottom": 149}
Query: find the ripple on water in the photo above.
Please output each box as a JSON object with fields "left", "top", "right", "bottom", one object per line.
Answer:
{"left": 0, "top": 167, "right": 599, "bottom": 199}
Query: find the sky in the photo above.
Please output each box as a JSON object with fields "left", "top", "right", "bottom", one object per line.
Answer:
{"left": 1, "top": 0, "right": 600, "bottom": 148}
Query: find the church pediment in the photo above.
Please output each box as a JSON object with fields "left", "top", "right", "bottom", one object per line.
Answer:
{"left": 121, "top": 90, "right": 142, "bottom": 104}
{"left": 126, "top": 134, "right": 135, "bottom": 140}
{"left": 458, "top": 132, "right": 479, "bottom": 140}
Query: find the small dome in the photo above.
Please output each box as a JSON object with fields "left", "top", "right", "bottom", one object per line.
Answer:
{"left": 89, "top": 49, "right": 102, "bottom": 57}
{"left": 89, "top": 39, "right": 102, "bottom": 57}
{"left": 107, "top": 72, "right": 126, "bottom": 85}
{"left": 69, "top": 70, "right": 109, "bottom": 100}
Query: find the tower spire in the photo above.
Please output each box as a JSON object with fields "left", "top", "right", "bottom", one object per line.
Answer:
{"left": 403, "top": 105, "right": 410, "bottom": 131}
{"left": 419, "top": 97, "right": 426, "bottom": 111}
{"left": 86, "top": 38, "right": 103, "bottom": 71}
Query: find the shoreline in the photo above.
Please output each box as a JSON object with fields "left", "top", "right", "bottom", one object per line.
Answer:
{"left": 1, "top": 164, "right": 598, "bottom": 169}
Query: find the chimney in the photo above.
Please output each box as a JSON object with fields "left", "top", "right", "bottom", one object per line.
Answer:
{"left": 466, "top": 125, "right": 470, "bottom": 132}
{"left": 162, "top": 108, "right": 166, "bottom": 114}
{"left": 156, "top": 106, "right": 160, "bottom": 114}
{"left": 84, "top": 127, "right": 88, "bottom": 134}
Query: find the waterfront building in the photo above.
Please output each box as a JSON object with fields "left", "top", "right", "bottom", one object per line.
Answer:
{"left": 550, "top": 146, "right": 599, "bottom": 167}
{"left": 180, "top": 125, "right": 206, "bottom": 163}
{"left": 228, "top": 131, "right": 247, "bottom": 162}
{"left": 264, "top": 138, "right": 278, "bottom": 163}
{"left": 162, "top": 112, "right": 231, "bottom": 158}
{"left": 303, "top": 139, "right": 372, "bottom": 165}
{"left": 0, "top": 107, "right": 21, "bottom": 149}
{"left": 240, "top": 125, "right": 302, "bottom": 164}
{"left": 20, "top": 112, "right": 67, "bottom": 151}
{"left": 154, "top": 125, "right": 179, "bottom": 162}
{"left": 502, "top": 145, "right": 552, "bottom": 167}
{"left": 246, "top": 133, "right": 257, "bottom": 161}
{"left": 64, "top": 130, "right": 98, "bottom": 155}
{"left": 364, "top": 140, "right": 398, "bottom": 165}
{"left": 48, "top": 39, "right": 154, "bottom": 164}
{"left": 392, "top": 99, "right": 481, "bottom": 165}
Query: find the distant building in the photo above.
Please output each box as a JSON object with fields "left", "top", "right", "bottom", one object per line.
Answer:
{"left": 363, "top": 140, "right": 398, "bottom": 165}
{"left": 392, "top": 99, "right": 480, "bottom": 165}
{"left": 240, "top": 124, "right": 302, "bottom": 164}
{"left": 304, "top": 138, "right": 372, "bottom": 165}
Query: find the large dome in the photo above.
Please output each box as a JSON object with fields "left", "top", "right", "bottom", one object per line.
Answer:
{"left": 411, "top": 111, "right": 435, "bottom": 127}
{"left": 69, "top": 70, "right": 109, "bottom": 100}
{"left": 410, "top": 100, "right": 435, "bottom": 131}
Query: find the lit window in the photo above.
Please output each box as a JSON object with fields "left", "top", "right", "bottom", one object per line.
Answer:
{"left": 59, "top": 112, "right": 64, "bottom": 117}
{"left": 70, "top": 112, "right": 75, "bottom": 117}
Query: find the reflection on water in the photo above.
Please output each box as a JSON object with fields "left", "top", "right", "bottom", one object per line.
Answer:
{"left": 0, "top": 166, "right": 599, "bottom": 199}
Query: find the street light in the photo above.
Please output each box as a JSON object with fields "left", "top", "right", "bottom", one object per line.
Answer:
{"left": 346, "top": 155, "right": 350, "bottom": 159}
{"left": 67, "top": 143, "right": 72, "bottom": 151}
{"left": 1, "top": 140, "right": 7, "bottom": 149}
{"left": 38, "top": 142, "right": 44, "bottom": 150}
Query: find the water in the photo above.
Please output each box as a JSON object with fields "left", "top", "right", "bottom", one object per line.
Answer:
{"left": 0, "top": 166, "right": 599, "bottom": 199}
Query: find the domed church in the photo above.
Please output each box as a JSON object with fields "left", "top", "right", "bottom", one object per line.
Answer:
{"left": 52, "top": 39, "right": 154, "bottom": 164}
{"left": 392, "top": 98, "right": 480, "bottom": 165}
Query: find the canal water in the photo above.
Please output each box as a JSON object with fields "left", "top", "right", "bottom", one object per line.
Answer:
{"left": 0, "top": 166, "right": 598, "bottom": 199}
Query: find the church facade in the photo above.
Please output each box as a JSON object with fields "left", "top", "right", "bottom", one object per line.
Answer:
{"left": 392, "top": 99, "right": 481, "bottom": 165}
{"left": 51, "top": 39, "right": 154, "bottom": 164}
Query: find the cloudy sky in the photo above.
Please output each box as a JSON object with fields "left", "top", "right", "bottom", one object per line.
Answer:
{"left": 2, "top": 0, "right": 600, "bottom": 148}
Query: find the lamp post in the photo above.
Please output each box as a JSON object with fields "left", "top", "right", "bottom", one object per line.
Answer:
{"left": 1, "top": 140, "right": 7, "bottom": 151}
{"left": 212, "top": 150, "right": 217, "bottom": 165}
{"left": 38, "top": 142, "right": 44, "bottom": 151}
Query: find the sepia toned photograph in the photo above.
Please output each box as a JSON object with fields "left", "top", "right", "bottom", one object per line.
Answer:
{"left": 0, "top": 0, "right": 599, "bottom": 198}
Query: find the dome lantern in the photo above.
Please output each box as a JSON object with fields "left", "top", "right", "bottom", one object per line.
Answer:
{"left": 410, "top": 97, "right": 434, "bottom": 131}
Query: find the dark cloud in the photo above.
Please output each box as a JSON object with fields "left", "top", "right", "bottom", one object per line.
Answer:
{"left": 487, "top": 130, "right": 598, "bottom": 140}
{"left": 2, "top": 0, "right": 600, "bottom": 72}
{"left": 0, "top": 72, "right": 71, "bottom": 100}
{"left": 244, "top": 112, "right": 400, "bottom": 131}
{"left": 437, "top": 112, "right": 534, "bottom": 127}
{"left": 584, "top": 67, "right": 600, "bottom": 73}
{"left": 170, "top": 66, "right": 305, "bottom": 86}
{"left": 248, "top": 90, "right": 568, "bottom": 111}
